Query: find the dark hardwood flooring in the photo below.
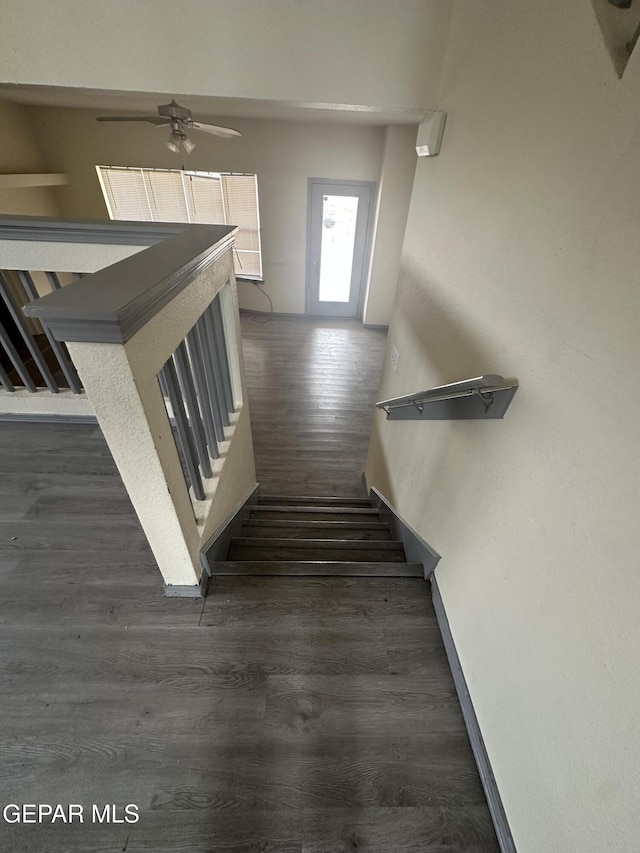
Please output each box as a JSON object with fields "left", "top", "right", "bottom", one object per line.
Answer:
{"left": 240, "top": 315, "right": 387, "bottom": 497}
{"left": 0, "top": 316, "right": 498, "bottom": 852}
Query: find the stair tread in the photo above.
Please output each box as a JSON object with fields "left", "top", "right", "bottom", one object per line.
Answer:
{"left": 211, "top": 561, "right": 424, "bottom": 577}
{"left": 230, "top": 537, "right": 403, "bottom": 550}
{"left": 258, "top": 495, "right": 373, "bottom": 507}
{"left": 244, "top": 519, "right": 390, "bottom": 529}
{"left": 251, "top": 506, "right": 379, "bottom": 516}
{"left": 252, "top": 505, "right": 379, "bottom": 513}
{"left": 242, "top": 520, "right": 392, "bottom": 541}
{"left": 227, "top": 543, "right": 406, "bottom": 563}
{"left": 242, "top": 529, "right": 391, "bottom": 542}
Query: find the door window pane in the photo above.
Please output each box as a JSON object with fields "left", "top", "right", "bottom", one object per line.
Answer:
{"left": 318, "top": 195, "right": 359, "bottom": 303}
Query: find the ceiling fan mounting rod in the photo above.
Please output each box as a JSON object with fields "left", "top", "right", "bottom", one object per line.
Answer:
{"left": 159, "top": 99, "right": 191, "bottom": 121}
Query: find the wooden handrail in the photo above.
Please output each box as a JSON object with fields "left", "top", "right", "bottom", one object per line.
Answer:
{"left": 22, "top": 222, "right": 237, "bottom": 344}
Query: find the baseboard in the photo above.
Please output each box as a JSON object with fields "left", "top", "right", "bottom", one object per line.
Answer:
{"left": 431, "top": 576, "right": 516, "bottom": 853}
{"left": 368, "top": 486, "right": 440, "bottom": 578}
{"left": 199, "top": 483, "right": 260, "bottom": 576}
{"left": 239, "top": 309, "right": 379, "bottom": 326}
{"left": 166, "top": 483, "right": 261, "bottom": 595}
{"left": 239, "top": 308, "right": 301, "bottom": 319}
{"left": 362, "top": 323, "right": 389, "bottom": 331}
{"left": 365, "top": 486, "right": 515, "bottom": 848}
{"left": 164, "top": 571, "right": 209, "bottom": 598}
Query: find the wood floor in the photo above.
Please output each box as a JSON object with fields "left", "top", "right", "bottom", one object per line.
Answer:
{"left": 0, "top": 316, "right": 499, "bottom": 852}
{"left": 240, "top": 316, "right": 387, "bottom": 497}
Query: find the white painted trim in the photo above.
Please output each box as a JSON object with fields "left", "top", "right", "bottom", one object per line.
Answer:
{"left": 0, "top": 388, "right": 93, "bottom": 419}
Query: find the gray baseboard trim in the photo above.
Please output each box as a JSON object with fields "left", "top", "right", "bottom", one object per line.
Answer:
{"left": 0, "top": 412, "right": 98, "bottom": 424}
{"left": 368, "top": 486, "right": 440, "bottom": 578}
{"left": 363, "top": 323, "right": 389, "bottom": 331}
{"left": 200, "top": 483, "right": 260, "bottom": 576}
{"left": 239, "top": 308, "right": 300, "bottom": 319}
{"left": 431, "top": 576, "right": 516, "bottom": 853}
{"left": 164, "top": 571, "right": 209, "bottom": 598}
{"left": 239, "top": 309, "right": 382, "bottom": 326}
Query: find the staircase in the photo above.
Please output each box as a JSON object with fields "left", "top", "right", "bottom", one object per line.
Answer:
{"left": 213, "top": 495, "right": 424, "bottom": 577}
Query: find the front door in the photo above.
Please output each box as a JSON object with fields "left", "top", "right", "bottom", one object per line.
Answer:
{"left": 306, "top": 179, "right": 375, "bottom": 318}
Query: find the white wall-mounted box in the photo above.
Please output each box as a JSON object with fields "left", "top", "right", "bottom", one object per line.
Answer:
{"left": 416, "top": 111, "right": 447, "bottom": 157}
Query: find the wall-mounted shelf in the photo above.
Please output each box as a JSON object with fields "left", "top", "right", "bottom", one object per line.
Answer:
{"left": 0, "top": 173, "right": 69, "bottom": 190}
{"left": 376, "top": 374, "right": 518, "bottom": 420}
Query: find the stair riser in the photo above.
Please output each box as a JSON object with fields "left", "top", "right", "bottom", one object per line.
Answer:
{"left": 251, "top": 510, "right": 379, "bottom": 522}
{"left": 241, "top": 525, "right": 392, "bottom": 541}
{"left": 212, "top": 561, "right": 424, "bottom": 577}
{"left": 258, "top": 496, "right": 373, "bottom": 507}
{"left": 218, "top": 496, "right": 419, "bottom": 575}
{"left": 227, "top": 545, "right": 406, "bottom": 562}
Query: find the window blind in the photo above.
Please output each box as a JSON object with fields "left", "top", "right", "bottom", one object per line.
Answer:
{"left": 221, "top": 174, "right": 262, "bottom": 278}
{"left": 184, "top": 174, "right": 225, "bottom": 223}
{"left": 96, "top": 166, "right": 262, "bottom": 278}
{"left": 100, "top": 168, "right": 152, "bottom": 221}
{"left": 145, "top": 170, "right": 188, "bottom": 222}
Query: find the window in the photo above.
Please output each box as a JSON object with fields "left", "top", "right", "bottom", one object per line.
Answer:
{"left": 96, "top": 166, "right": 262, "bottom": 279}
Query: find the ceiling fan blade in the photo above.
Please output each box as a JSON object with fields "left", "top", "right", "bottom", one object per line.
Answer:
{"left": 96, "top": 116, "right": 171, "bottom": 125}
{"left": 189, "top": 121, "right": 242, "bottom": 139}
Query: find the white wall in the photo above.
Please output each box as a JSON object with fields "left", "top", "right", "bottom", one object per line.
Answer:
{"left": 0, "top": 0, "right": 451, "bottom": 112}
{"left": 365, "top": 3, "right": 640, "bottom": 851}
{"left": 29, "top": 106, "right": 386, "bottom": 314}
{"left": 0, "top": 101, "right": 60, "bottom": 216}
{"left": 364, "top": 125, "right": 417, "bottom": 326}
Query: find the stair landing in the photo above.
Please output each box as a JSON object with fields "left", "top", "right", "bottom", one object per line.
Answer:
{"left": 202, "top": 494, "right": 499, "bottom": 851}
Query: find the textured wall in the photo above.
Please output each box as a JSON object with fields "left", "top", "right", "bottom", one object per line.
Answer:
{"left": 0, "top": 100, "right": 60, "bottom": 216}
{"left": 365, "top": 2, "right": 640, "bottom": 850}
{"left": 70, "top": 250, "right": 256, "bottom": 588}
{"left": 364, "top": 125, "right": 417, "bottom": 326}
{"left": 0, "top": 0, "right": 452, "bottom": 111}
{"left": 29, "top": 107, "right": 387, "bottom": 315}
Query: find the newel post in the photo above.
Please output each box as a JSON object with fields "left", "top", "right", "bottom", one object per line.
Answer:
{"left": 24, "top": 223, "right": 253, "bottom": 597}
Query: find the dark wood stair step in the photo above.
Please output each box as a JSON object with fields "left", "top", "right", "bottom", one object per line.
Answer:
{"left": 227, "top": 537, "right": 406, "bottom": 562}
{"left": 250, "top": 506, "right": 380, "bottom": 522}
{"left": 211, "top": 561, "right": 424, "bottom": 577}
{"left": 242, "top": 520, "right": 392, "bottom": 541}
{"left": 258, "top": 495, "right": 373, "bottom": 507}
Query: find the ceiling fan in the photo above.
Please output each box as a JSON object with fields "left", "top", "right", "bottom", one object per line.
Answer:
{"left": 96, "top": 99, "right": 242, "bottom": 153}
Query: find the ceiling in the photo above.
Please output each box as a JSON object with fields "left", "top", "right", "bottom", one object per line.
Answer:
{"left": 0, "top": 84, "right": 427, "bottom": 128}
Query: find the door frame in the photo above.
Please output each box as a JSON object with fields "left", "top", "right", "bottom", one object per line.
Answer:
{"left": 305, "top": 178, "right": 377, "bottom": 319}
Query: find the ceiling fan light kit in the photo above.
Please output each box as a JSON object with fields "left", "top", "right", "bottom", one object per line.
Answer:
{"left": 96, "top": 99, "right": 242, "bottom": 153}
{"left": 167, "top": 126, "right": 196, "bottom": 153}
